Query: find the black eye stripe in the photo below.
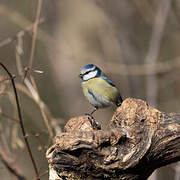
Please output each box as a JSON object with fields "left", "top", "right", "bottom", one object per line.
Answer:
{"left": 83, "top": 70, "right": 93, "bottom": 75}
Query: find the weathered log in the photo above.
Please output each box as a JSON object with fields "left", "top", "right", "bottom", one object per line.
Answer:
{"left": 46, "top": 98, "right": 180, "bottom": 180}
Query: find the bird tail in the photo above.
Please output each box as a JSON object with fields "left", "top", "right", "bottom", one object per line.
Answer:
{"left": 116, "top": 95, "right": 123, "bottom": 107}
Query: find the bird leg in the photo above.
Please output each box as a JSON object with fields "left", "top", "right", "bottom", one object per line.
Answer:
{"left": 90, "top": 107, "right": 98, "bottom": 115}
{"left": 85, "top": 107, "right": 98, "bottom": 118}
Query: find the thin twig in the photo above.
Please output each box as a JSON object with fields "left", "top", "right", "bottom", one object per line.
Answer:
{"left": 15, "top": 81, "right": 55, "bottom": 138}
{"left": 23, "top": 78, "right": 54, "bottom": 138}
{"left": 28, "top": 0, "right": 43, "bottom": 70}
{"left": 0, "top": 123, "right": 11, "bottom": 158}
{"left": 0, "top": 111, "right": 19, "bottom": 123}
{"left": 21, "top": 0, "right": 54, "bottom": 139}
{"left": 33, "top": 170, "right": 48, "bottom": 180}
{"left": 0, "top": 62, "right": 40, "bottom": 180}
{"left": 0, "top": 69, "right": 42, "bottom": 84}
{"left": 0, "top": 151, "right": 26, "bottom": 180}
{"left": 0, "top": 18, "right": 45, "bottom": 48}
{"left": 15, "top": 36, "right": 54, "bottom": 138}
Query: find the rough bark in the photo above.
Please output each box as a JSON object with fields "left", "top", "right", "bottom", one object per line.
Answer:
{"left": 46, "top": 98, "right": 180, "bottom": 180}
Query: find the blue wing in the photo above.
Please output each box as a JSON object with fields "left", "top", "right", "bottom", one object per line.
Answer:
{"left": 88, "top": 89, "right": 97, "bottom": 101}
{"left": 101, "top": 75, "right": 116, "bottom": 87}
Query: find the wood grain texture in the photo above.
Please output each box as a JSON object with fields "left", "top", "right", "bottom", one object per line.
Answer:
{"left": 46, "top": 98, "right": 180, "bottom": 180}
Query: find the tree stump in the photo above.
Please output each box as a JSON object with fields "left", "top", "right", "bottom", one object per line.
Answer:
{"left": 46, "top": 98, "right": 180, "bottom": 180}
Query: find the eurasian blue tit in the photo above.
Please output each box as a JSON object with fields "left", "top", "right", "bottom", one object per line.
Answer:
{"left": 79, "top": 64, "right": 123, "bottom": 115}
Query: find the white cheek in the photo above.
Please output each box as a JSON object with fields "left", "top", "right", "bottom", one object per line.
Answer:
{"left": 83, "top": 70, "right": 97, "bottom": 81}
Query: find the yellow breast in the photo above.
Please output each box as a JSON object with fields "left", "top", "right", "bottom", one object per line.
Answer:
{"left": 81, "top": 77, "right": 120, "bottom": 106}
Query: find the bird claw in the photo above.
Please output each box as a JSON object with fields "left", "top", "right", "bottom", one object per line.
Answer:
{"left": 85, "top": 113, "right": 95, "bottom": 119}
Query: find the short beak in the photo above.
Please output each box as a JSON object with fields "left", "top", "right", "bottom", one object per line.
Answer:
{"left": 79, "top": 74, "right": 83, "bottom": 78}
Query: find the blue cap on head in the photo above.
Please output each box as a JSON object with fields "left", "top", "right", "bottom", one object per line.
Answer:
{"left": 81, "top": 64, "right": 95, "bottom": 70}
{"left": 83, "top": 64, "right": 95, "bottom": 69}
{"left": 80, "top": 64, "right": 101, "bottom": 74}
{"left": 79, "top": 64, "right": 102, "bottom": 80}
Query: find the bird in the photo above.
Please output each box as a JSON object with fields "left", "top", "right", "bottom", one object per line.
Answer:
{"left": 79, "top": 64, "right": 123, "bottom": 115}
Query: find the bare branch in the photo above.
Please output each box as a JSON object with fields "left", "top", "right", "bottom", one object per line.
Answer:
{"left": 0, "top": 151, "right": 26, "bottom": 180}
{"left": 0, "top": 62, "right": 40, "bottom": 180}
{"left": 0, "top": 110, "right": 19, "bottom": 123}
{"left": 14, "top": 28, "right": 54, "bottom": 139}
{"left": 28, "top": 0, "right": 43, "bottom": 70}
{"left": 0, "top": 18, "right": 45, "bottom": 48}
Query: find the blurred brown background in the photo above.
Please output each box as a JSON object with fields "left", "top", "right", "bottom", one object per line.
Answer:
{"left": 0, "top": 0, "right": 180, "bottom": 179}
